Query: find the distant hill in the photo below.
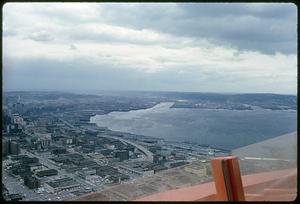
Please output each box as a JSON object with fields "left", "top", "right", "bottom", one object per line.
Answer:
{"left": 4, "top": 91, "right": 297, "bottom": 110}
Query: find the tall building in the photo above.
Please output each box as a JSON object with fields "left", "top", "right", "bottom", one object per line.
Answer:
{"left": 10, "top": 141, "right": 20, "bottom": 155}
{"left": 40, "top": 137, "right": 51, "bottom": 148}
{"left": 2, "top": 140, "right": 20, "bottom": 156}
{"left": 23, "top": 175, "right": 40, "bottom": 189}
{"left": 12, "top": 114, "right": 25, "bottom": 127}
{"left": 115, "top": 150, "right": 129, "bottom": 162}
{"left": 36, "top": 133, "right": 51, "bottom": 149}
{"left": 2, "top": 139, "right": 9, "bottom": 156}
{"left": 12, "top": 102, "right": 25, "bottom": 115}
{"left": 11, "top": 164, "right": 31, "bottom": 177}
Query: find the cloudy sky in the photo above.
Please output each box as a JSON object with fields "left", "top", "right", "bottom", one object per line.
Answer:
{"left": 3, "top": 3, "right": 297, "bottom": 94}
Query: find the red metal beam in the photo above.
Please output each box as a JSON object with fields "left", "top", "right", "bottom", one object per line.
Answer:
{"left": 211, "top": 156, "right": 245, "bottom": 201}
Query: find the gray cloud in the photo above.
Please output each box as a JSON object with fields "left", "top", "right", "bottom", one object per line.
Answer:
{"left": 2, "top": 3, "right": 297, "bottom": 94}
{"left": 3, "top": 3, "right": 296, "bottom": 54}
{"left": 3, "top": 57, "right": 296, "bottom": 94}
{"left": 95, "top": 3, "right": 296, "bottom": 54}
{"left": 27, "top": 30, "right": 54, "bottom": 42}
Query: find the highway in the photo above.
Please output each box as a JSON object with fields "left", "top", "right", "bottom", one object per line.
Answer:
{"left": 55, "top": 115, "right": 153, "bottom": 162}
{"left": 57, "top": 118, "right": 75, "bottom": 129}
{"left": 99, "top": 135, "right": 153, "bottom": 162}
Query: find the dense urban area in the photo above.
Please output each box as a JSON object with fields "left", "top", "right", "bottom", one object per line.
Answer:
{"left": 2, "top": 91, "right": 236, "bottom": 201}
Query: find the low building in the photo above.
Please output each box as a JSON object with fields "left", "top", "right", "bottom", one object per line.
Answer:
{"left": 96, "top": 165, "right": 118, "bottom": 177}
{"left": 105, "top": 144, "right": 115, "bottom": 150}
{"left": 36, "top": 169, "right": 58, "bottom": 177}
{"left": 45, "top": 177, "right": 80, "bottom": 193}
{"left": 119, "top": 161, "right": 155, "bottom": 176}
{"left": 77, "top": 169, "right": 97, "bottom": 179}
{"left": 10, "top": 155, "right": 29, "bottom": 161}
{"left": 109, "top": 172, "right": 130, "bottom": 183}
{"left": 153, "top": 165, "right": 168, "bottom": 173}
{"left": 161, "top": 148, "right": 172, "bottom": 157}
{"left": 166, "top": 161, "right": 188, "bottom": 168}
{"left": 51, "top": 148, "right": 67, "bottom": 155}
{"left": 100, "top": 149, "right": 113, "bottom": 156}
{"left": 85, "top": 175, "right": 103, "bottom": 184}
{"left": 149, "top": 145, "right": 162, "bottom": 154}
{"left": 85, "top": 129, "right": 98, "bottom": 136}
{"left": 30, "top": 165, "right": 43, "bottom": 172}
{"left": 65, "top": 166, "right": 82, "bottom": 173}
{"left": 20, "top": 157, "right": 39, "bottom": 165}
{"left": 153, "top": 154, "right": 162, "bottom": 164}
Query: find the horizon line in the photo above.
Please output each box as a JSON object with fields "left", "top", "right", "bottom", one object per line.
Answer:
{"left": 2, "top": 89, "right": 297, "bottom": 96}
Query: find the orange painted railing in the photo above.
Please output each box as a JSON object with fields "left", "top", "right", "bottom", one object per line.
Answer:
{"left": 211, "top": 156, "right": 245, "bottom": 201}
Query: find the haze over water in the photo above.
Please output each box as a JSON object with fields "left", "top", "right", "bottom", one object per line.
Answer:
{"left": 90, "top": 102, "right": 297, "bottom": 150}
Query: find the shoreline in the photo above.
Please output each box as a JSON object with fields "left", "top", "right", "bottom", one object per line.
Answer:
{"left": 89, "top": 102, "right": 296, "bottom": 150}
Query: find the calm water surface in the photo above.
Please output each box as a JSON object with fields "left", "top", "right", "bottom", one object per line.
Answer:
{"left": 90, "top": 102, "right": 297, "bottom": 149}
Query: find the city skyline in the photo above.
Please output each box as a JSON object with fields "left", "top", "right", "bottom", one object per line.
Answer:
{"left": 3, "top": 3, "right": 297, "bottom": 94}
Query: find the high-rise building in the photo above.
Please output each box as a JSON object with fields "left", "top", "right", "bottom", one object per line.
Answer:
{"left": 12, "top": 102, "right": 25, "bottom": 115}
{"left": 3, "top": 140, "right": 20, "bottom": 156}
{"left": 9, "top": 141, "right": 20, "bottom": 155}
{"left": 2, "top": 139, "right": 9, "bottom": 156}
{"left": 23, "top": 175, "right": 40, "bottom": 189}
{"left": 12, "top": 114, "right": 25, "bottom": 127}
{"left": 115, "top": 150, "right": 129, "bottom": 162}
{"left": 40, "top": 137, "right": 51, "bottom": 148}
{"left": 37, "top": 133, "right": 51, "bottom": 149}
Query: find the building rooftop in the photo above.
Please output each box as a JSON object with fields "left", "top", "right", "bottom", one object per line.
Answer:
{"left": 47, "top": 177, "right": 79, "bottom": 188}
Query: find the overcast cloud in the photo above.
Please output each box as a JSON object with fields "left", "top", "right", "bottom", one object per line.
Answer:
{"left": 3, "top": 3, "right": 297, "bottom": 94}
